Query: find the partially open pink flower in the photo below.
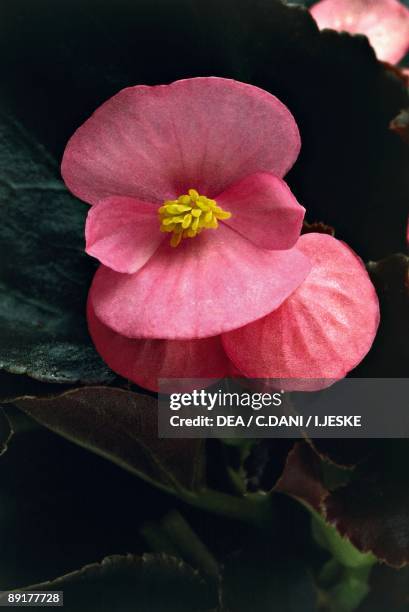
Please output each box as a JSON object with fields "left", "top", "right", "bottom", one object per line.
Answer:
{"left": 310, "top": 0, "right": 409, "bottom": 64}
{"left": 62, "top": 77, "right": 379, "bottom": 391}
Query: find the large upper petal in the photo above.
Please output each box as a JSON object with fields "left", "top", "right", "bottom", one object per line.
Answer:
{"left": 85, "top": 196, "right": 163, "bottom": 273}
{"left": 61, "top": 77, "right": 301, "bottom": 206}
{"left": 217, "top": 172, "right": 305, "bottom": 250}
{"left": 310, "top": 0, "right": 409, "bottom": 64}
{"left": 89, "top": 223, "right": 311, "bottom": 340}
{"left": 87, "top": 301, "right": 230, "bottom": 392}
{"left": 222, "top": 233, "right": 380, "bottom": 387}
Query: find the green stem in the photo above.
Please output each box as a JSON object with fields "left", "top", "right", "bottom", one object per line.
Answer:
{"left": 181, "top": 489, "right": 274, "bottom": 530}
{"left": 140, "top": 521, "right": 181, "bottom": 557}
{"left": 161, "top": 510, "right": 219, "bottom": 579}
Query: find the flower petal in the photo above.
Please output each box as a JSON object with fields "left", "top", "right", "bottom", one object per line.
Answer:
{"left": 89, "top": 224, "right": 311, "bottom": 340}
{"left": 310, "top": 0, "right": 409, "bottom": 64}
{"left": 85, "top": 196, "right": 163, "bottom": 273}
{"left": 61, "top": 77, "right": 300, "bottom": 206}
{"left": 218, "top": 172, "right": 305, "bottom": 250}
{"left": 222, "top": 233, "right": 380, "bottom": 388}
{"left": 87, "top": 301, "right": 230, "bottom": 392}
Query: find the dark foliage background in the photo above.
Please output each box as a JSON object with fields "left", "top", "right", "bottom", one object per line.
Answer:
{"left": 0, "top": 0, "right": 408, "bottom": 610}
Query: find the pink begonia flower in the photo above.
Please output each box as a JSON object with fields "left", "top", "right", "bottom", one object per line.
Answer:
{"left": 310, "top": 0, "right": 409, "bottom": 64}
{"left": 62, "top": 77, "right": 379, "bottom": 392}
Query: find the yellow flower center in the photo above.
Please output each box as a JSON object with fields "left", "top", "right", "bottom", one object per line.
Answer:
{"left": 158, "top": 189, "right": 232, "bottom": 247}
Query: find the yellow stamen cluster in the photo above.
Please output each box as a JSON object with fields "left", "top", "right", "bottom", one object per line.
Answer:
{"left": 158, "top": 189, "right": 232, "bottom": 247}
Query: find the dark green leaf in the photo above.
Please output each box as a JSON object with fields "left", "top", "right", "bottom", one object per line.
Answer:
{"left": 275, "top": 442, "right": 328, "bottom": 511}
{"left": 0, "top": 371, "right": 72, "bottom": 403}
{"left": 275, "top": 440, "right": 409, "bottom": 567}
{"left": 15, "top": 387, "right": 205, "bottom": 493}
{"left": 355, "top": 254, "right": 409, "bottom": 377}
{"left": 0, "top": 111, "right": 114, "bottom": 385}
{"left": 325, "top": 440, "right": 409, "bottom": 568}
{"left": 20, "top": 553, "right": 216, "bottom": 612}
{"left": 286, "top": 0, "right": 317, "bottom": 6}
{"left": 244, "top": 439, "right": 296, "bottom": 493}
{"left": 306, "top": 438, "right": 372, "bottom": 469}
{"left": 0, "top": 407, "right": 12, "bottom": 455}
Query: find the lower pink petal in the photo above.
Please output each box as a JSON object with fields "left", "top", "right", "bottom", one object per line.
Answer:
{"left": 87, "top": 301, "right": 230, "bottom": 392}
{"left": 86, "top": 196, "right": 163, "bottom": 273}
{"left": 222, "top": 233, "right": 380, "bottom": 389}
{"left": 89, "top": 224, "right": 311, "bottom": 340}
{"left": 218, "top": 172, "right": 305, "bottom": 250}
{"left": 310, "top": 0, "right": 409, "bottom": 64}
